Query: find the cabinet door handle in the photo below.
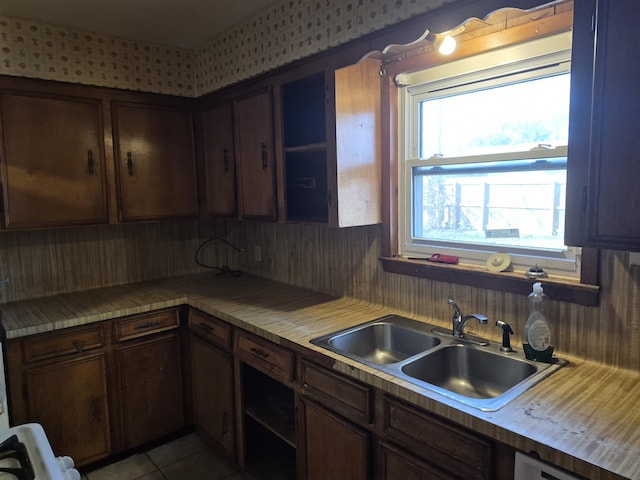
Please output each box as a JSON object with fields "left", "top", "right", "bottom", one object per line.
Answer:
{"left": 261, "top": 143, "right": 268, "bottom": 170}
{"left": 249, "top": 347, "right": 269, "bottom": 359}
{"left": 73, "top": 340, "right": 84, "bottom": 353}
{"left": 127, "top": 152, "right": 134, "bottom": 176}
{"left": 223, "top": 148, "right": 230, "bottom": 172}
{"left": 89, "top": 397, "right": 100, "bottom": 420}
{"left": 134, "top": 321, "right": 162, "bottom": 330}
{"left": 87, "top": 149, "right": 95, "bottom": 175}
{"left": 222, "top": 412, "right": 229, "bottom": 435}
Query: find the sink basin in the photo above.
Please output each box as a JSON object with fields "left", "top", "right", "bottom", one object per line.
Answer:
{"left": 311, "top": 315, "right": 441, "bottom": 365}
{"left": 398, "top": 343, "right": 565, "bottom": 410}
{"left": 311, "top": 315, "right": 566, "bottom": 411}
{"left": 401, "top": 344, "right": 537, "bottom": 399}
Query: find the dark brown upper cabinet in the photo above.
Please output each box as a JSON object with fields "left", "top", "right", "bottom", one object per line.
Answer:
{"left": 280, "top": 57, "right": 382, "bottom": 227}
{"left": 234, "top": 87, "right": 277, "bottom": 221}
{"left": 565, "top": 0, "right": 640, "bottom": 251}
{"left": 0, "top": 91, "right": 108, "bottom": 229}
{"left": 112, "top": 101, "right": 198, "bottom": 221}
{"left": 201, "top": 101, "right": 237, "bottom": 217}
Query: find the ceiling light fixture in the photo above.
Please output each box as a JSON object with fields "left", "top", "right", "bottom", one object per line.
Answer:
{"left": 437, "top": 35, "right": 457, "bottom": 55}
{"left": 426, "top": 23, "right": 466, "bottom": 56}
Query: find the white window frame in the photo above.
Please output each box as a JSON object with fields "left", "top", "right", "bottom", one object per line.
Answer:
{"left": 398, "top": 32, "right": 579, "bottom": 277}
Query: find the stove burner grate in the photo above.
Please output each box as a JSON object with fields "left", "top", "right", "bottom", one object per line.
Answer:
{"left": 0, "top": 435, "right": 35, "bottom": 480}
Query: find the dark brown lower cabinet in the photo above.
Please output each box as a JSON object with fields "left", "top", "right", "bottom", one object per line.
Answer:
{"left": 241, "top": 364, "right": 297, "bottom": 480}
{"left": 301, "top": 397, "right": 370, "bottom": 480}
{"left": 23, "top": 353, "right": 111, "bottom": 466}
{"left": 190, "top": 333, "right": 235, "bottom": 457}
{"left": 5, "top": 323, "right": 112, "bottom": 467}
{"left": 6, "top": 306, "right": 516, "bottom": 479}
{"left": 382, "top": 396, "right": 494, "bottom": 480}
{"left": 235, "top": 330, "right": 298, "bottom": 479}
{"left": 116, "top": 331, "right": 184, "bottom": 448}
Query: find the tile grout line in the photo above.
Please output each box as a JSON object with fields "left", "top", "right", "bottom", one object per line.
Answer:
{"left": 142, "top": 452, "right": 168, "bottom": 480}
{"left": 85, "top": 434, "right": 237, "bottom": 480}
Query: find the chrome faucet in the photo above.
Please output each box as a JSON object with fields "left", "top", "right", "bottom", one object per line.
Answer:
{"left": 448, "top": 299, "right": 488, "bottom": 338}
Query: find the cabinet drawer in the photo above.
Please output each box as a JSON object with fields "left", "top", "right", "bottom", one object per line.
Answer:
{"left": 188, "top": 310, "right": 231, "bottom": 349}
{"left": 301, "top": 360, "right": 372, "bottom": 424}
{"left": 235, "top": 330, "right": 294, "bottom": 382}
{"left": 22, "top": 324, "right": 106, "bottom": 363}
{"left": 378, "top": 441, "right": 454, "bottom": 480}
{"left": 382, "top": 396, "right": 493, "bottom": 480}
{"left": 113, "top": 308, "right": 180, "bottom": 342}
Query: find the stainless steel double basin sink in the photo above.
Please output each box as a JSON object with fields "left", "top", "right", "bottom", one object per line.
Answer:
{"left": 310, "top": 315, "right": 565, "bottom": 411}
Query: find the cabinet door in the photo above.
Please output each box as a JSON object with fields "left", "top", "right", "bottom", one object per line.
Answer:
{"left": 235, "top": 88, "right": 277, "bottom": 220}
{"left": 332, "top": 58, "right": 382, "bottom": 228}
{"left": 203, "top": 102, "right": 237, "bottom": 216}
{"left": 301, "top": 397, "right": 370, "bottom": 480}
{"left": 190, "top": 334, "right": 235, "bottom": 457}
{"left": 565, "top": 0, "right": 640, "bottom": 250}
{"left": 279, "top": 58, "right": 381, "bottom": 227}
{"left": 0, "top": 93, "right": 108, "bottom": 228}
{"left": 117, "top": 332, "right": 184, "bottom": 448}
{"left": 24, "top": 354, "right": 110, "bottom": 466}
{"left": 113, "top": 102, "right": 198, "bottom": 221}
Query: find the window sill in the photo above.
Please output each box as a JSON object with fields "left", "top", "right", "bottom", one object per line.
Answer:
{"left": 380, "top": 256, "right": 599, "bottom": 307}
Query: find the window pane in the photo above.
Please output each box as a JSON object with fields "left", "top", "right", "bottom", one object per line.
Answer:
{"left": 419, "top": 74, "right": 571, "bottom": 159}
{"left": 412, "top": 166, "right": 567, "bottom": 251}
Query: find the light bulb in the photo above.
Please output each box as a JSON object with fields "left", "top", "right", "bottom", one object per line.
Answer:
{"left": 438, "top": 35, "right": 456, "bottom": 55}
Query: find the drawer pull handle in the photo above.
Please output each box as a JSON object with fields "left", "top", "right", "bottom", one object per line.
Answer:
{"left": 197, "top": 322, "right": 214, "bottom": 333}
{"left": 73, "top": 340, "right": 84, "bottom": 353}
{"left": 134, "top": 321, "right": 162, "bottom": 330}
{"left": 249, "top": 347, "right": 270, "bottom": 359}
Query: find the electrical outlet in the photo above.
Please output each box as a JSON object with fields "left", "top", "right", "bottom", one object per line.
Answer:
{"left": 254, "top": 245, "right": 262, "bottom": 262}
{"left": 630, "top": 252, "right": 640, "bottom": 267}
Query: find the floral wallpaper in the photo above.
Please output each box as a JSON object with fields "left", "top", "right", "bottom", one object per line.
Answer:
{"left": 0, "top": 15, "right": 195, "bottom": 96}
{"left": 0, "top": 0, "right": 455, "bottom": 97}
{"left": 195, "top": 0, "right": 455, "bottom": 94}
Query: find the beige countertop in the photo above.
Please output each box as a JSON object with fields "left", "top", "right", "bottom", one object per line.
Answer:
{"left": 0, "top": 272, "right": 635, "bottom": 480}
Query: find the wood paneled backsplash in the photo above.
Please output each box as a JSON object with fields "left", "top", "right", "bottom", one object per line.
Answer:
{"left": 1, "top": 217, "right": 638, "bottom": 369}
{"left": 0, "top": 219, "right": 229, "bottom": 303}
{"left": 229, "top": 219, "right": 640, "bottom": 371}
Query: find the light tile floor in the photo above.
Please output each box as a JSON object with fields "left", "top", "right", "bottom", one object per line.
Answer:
{"left": 81, "top": 433, "right": 252, "bottom": 480}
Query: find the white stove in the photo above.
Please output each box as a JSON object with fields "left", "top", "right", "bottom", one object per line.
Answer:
{"left": 0, "top": 424, "right": 79, "bottom": 480}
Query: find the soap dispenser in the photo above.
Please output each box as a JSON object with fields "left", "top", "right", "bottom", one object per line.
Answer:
{"left": 523, "top": 282, "right": 554, "bottom": 363}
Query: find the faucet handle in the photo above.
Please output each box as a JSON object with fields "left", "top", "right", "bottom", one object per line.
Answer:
{"left": 448, "top": 299, "right": 463, "bottom": 319}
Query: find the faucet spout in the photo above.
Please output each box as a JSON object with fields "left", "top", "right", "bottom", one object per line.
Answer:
{"left": 436, "top": 299, "right": 491, "bottom": 346}
{"left": 455, "top": 314, "right": 488, "bottom": 338}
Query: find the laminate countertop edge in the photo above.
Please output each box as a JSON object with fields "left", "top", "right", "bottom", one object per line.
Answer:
{"left": 0, "top": 272, "right": 634, "bottom": 480}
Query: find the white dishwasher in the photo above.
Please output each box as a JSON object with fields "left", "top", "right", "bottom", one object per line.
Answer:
{"left": 514, "top": 451, "right": 584, "bottom": 480}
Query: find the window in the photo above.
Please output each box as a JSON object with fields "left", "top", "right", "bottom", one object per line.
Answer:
{"left": 398, "top": 32, "right": 578, "bottom": 276}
